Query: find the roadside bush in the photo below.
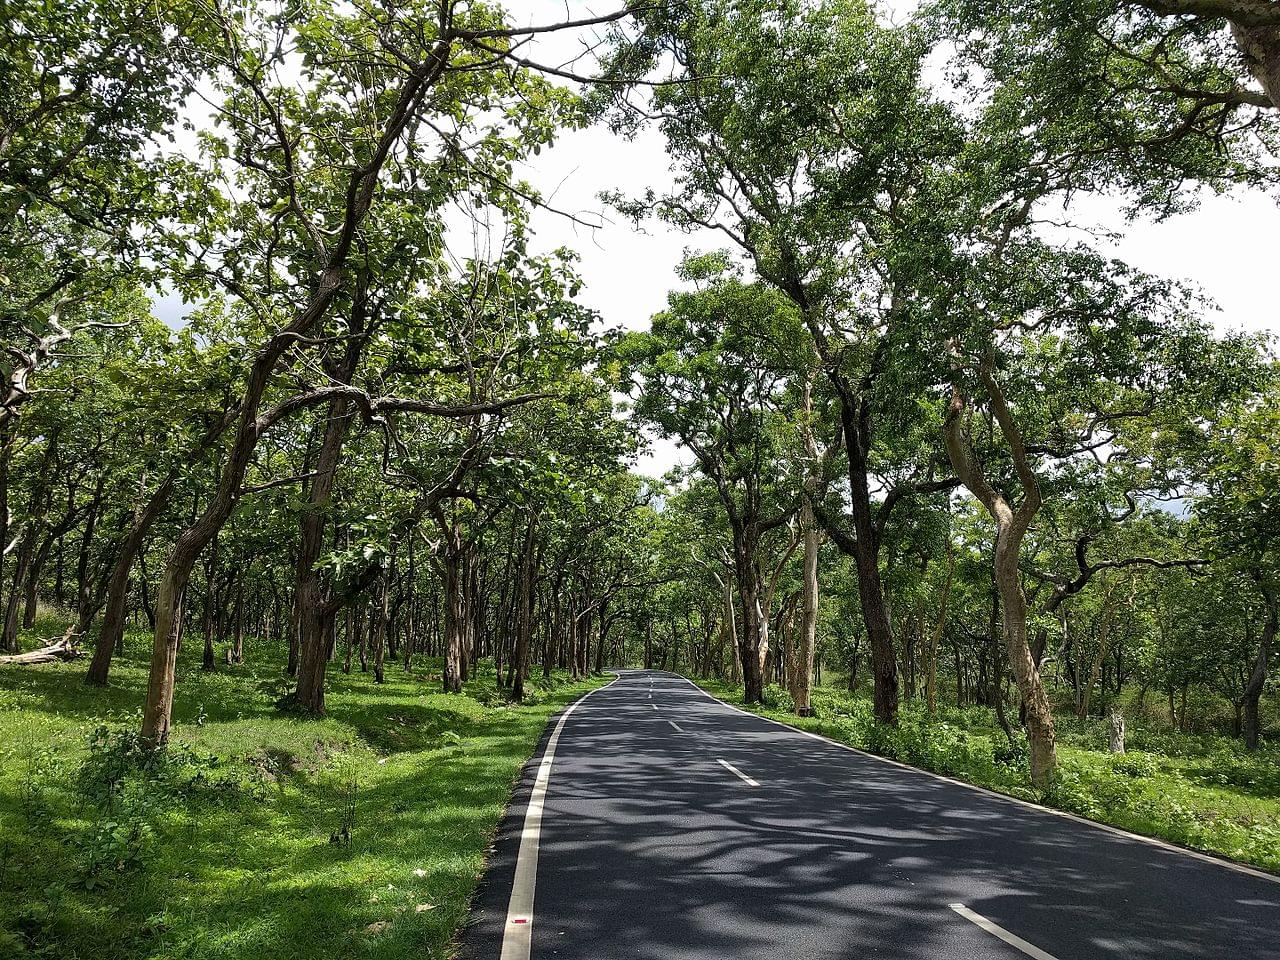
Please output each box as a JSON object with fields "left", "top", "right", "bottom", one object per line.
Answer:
{"left": 763, "top": 685, "right": 795, "bottom": 713}
{"left": 1108, "top": 751, "right": 1162, "bottom": 778}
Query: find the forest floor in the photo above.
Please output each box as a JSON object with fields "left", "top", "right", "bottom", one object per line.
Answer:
{"left": 0, "top": 613, "right": 604, "bottom": 960}
{"left": 695, "top": 677, "right": 1280, "bottom": 875}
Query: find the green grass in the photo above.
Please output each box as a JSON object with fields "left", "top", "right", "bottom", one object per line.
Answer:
{"left": 0, "top": 616, "right": 604, "bottom": 960}
{"left": 695, "top": 678, "right": 1280, "bottom": 875}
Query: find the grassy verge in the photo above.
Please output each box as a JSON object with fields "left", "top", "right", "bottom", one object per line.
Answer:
{"left": 694, "top": 678, "right": 1280, "bottom": 876}
{"left": 0, "top": 618, "right": 604, "bottom": 960}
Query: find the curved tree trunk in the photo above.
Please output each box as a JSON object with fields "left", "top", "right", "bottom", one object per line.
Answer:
{"left": 944, "top": 363, "right": 1058, "bottom": 789}
{"left": 139, "top": 45, "right": 452, "bottom": 746}
{"left": 1232, "top": 22, "right": 1280, "bottom": 109}
{"left": 991, "top": 522, "right": 1057, "bottom": 786}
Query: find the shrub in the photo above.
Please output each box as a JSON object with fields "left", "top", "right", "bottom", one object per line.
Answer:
{"left": 1109, "top": 751, "right": 1161, "bottom": 778}
{"left": 77, "top": 812, "right": 154, "bottom": 890}
{"left": 763, "top": 685, "right": 795, "bottom": 713}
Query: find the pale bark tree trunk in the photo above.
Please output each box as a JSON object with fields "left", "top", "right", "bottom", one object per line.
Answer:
{"left": 794, "top": 498, "right": 819, "bottom": 715}
{"left": 1109, "top": 712, "right": 1126, "bottom": 754}
{"left": 944, "top": 357, "right": 1058, "bottom": 789}
{"left": 1231, "top": 22, "right": 1280, "bottom": 108}
{"left": 719, "top": 578, "right": 740, "bottom": 683}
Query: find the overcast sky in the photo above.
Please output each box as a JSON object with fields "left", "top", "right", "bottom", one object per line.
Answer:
{"left": 154, "top": 1, "right": 1280, "bottom": 478}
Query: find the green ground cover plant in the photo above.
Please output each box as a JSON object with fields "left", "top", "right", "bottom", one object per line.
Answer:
{"left": 0, "top": 620, "right": 601, "bottom": 960}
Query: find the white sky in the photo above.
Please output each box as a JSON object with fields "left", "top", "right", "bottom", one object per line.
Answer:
{"left": 154, "top": 1, "right": 1280, "bottom": 479}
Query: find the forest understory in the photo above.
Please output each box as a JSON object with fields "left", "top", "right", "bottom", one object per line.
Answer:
{"left": 0, "top": 611, "right": 604, "bottom": 960}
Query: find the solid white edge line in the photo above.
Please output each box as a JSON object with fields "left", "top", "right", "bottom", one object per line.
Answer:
{"left": 499, "top": 675, "right": 618, "bottom": 960}
{"left": 716, "top": 757, "right": 761, "bottom": 787}
{"left": 950, "top": 904, "right": 1060, "bottom": 960}
{"left": 667, "top": 672, "right": 1280, "bottom": 886}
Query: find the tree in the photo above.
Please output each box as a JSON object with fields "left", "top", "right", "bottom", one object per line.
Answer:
{"left": 602, "top": 0, "right": 960, "bottom": 722}
{"left": 1, "top": 0, "right": 200, "bottom": 431}
{"left": 135, "top": 0, "right": 635, "bottom": 745}
{"left": 1194, "top": 370, "right": 1280, "bottom": 747}
{"left": 934, "top": 0, "right": 1280, "bottom": 215}
{"left": 622, "top": 257, "right": 802, "bottom": 703}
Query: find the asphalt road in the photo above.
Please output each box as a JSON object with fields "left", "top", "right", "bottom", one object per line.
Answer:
{"left": 459, "top": 669, "right": 1280, "bottom": 960}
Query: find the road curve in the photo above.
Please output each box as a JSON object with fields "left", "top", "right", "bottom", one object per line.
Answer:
{"left": 459, "top": 669, "right": 1280, "bottom": 960}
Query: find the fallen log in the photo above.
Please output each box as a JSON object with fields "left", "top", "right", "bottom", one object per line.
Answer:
{"left": 0, "top": 637, "right": 80, "bottom": 665}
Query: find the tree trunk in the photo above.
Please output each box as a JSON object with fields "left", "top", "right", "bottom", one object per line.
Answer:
{"left": 0, "top": 439, "right": 9, "bottom": 647}
{"left": 837, "top": 383, "right": 900, "bottom": 725}
{"left": 139, "top": 118, "right": 423, "bottom": 744}
{"left": 293, "top": 382, "right": 358, "bottom": 713}
{"left": 2, "top": 534, "right": 34, "bottom": 652}
{"left": 87, "top": 474, "right": 175, "bottom": 685}
{"left": 512, "top": 514, "right": 538, "bottom": 703}
{"left": 358, "top": 607, "right": 369, "bottom": 672}
{"left": 342, "top": 606, "right": 354, "bottom": 675}
{"left": 944, "top": 370, "right": 1057, "bottom": 789}
{"left": 1232, "top": 22, "right": 1280, "bottom": 109}
{"left": 736, "top": 567, "right": 766, "bottom": 704}
{"left": 230, "top": 583, "right": 244, "bottom": 664}
{"left": 1109, "top": 712, "right": 1126, "bottom": 754}
{"left": 926, "top": 548, "right": 955, "bottom": 715}
{"left": 1243, "top": 576, "right": 1277, "bottom": 750}
{"left": 1078, "top": 579, "right": 1125, "bottom": 720}
{"left": 372, "top": 576, "right": 388, "bottom": 684}
{"left": 793, "top": 499, "right": 819, "bottom": 716}
{"left": 200, "top": 537, "right": 220, "bottom": 671}
{"left": 442, "top": 542, "right": 465, "bottom": 694}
